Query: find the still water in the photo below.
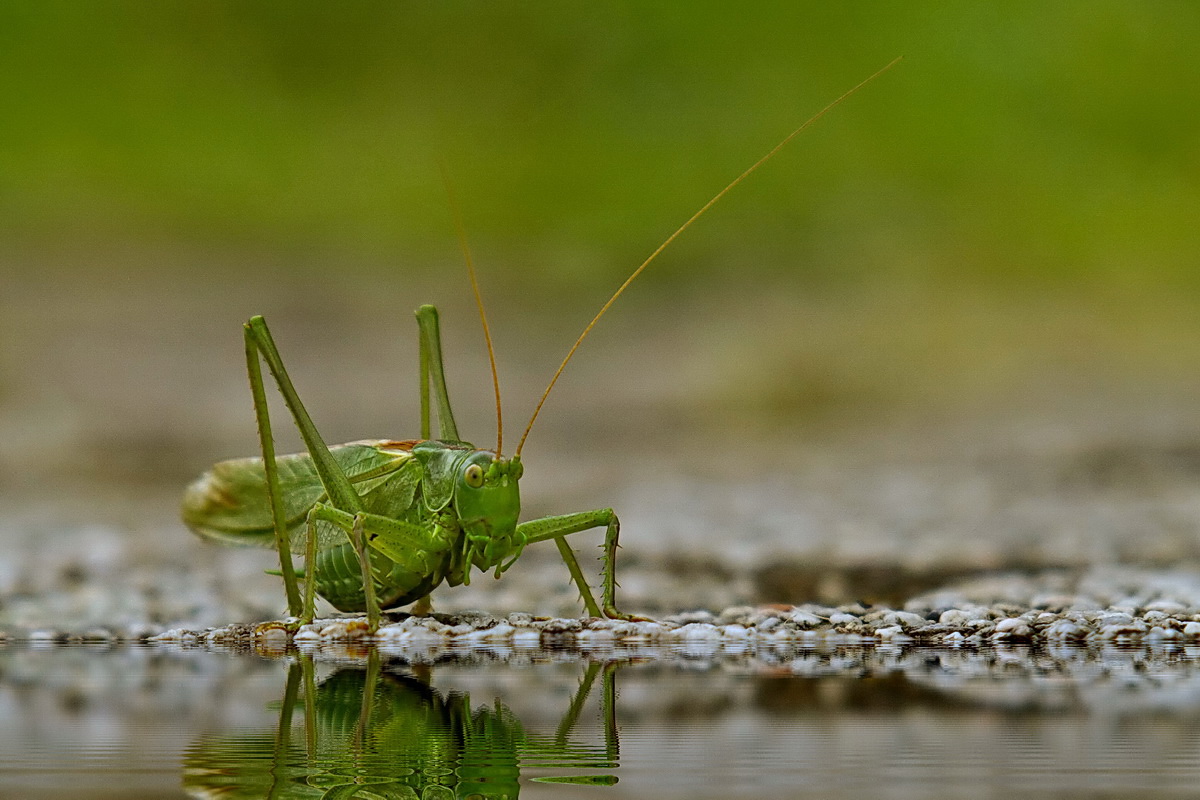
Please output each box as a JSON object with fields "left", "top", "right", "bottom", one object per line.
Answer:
{"left": 3, "top": 642, "right": 1200, "bottom": 799}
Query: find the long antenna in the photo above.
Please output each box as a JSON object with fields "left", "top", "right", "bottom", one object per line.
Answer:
{"left": 440, "top": 162, "right": 504, "bottom": 456}
{"left": 515, "top": 56, "right": 903, "bottom": 457}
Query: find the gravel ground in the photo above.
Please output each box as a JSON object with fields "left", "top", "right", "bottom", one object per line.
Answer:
{"left": 129, "top": 564, "right": 1200, "bottom": 654}
{"left": 6, "top": 317, "right": 1200, "bottom": 647}
{"left": 0, "top": 564, "right": 1193, "bottom": 656}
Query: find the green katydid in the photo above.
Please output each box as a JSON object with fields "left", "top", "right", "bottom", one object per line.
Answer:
{"left": 181, "top": 58, "right": 900, "bottom": 632}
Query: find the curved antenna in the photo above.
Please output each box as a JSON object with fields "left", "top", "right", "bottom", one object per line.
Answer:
{"left": 440, "top": 162, "right": 504, "bottom": 457}
{"left": 515, "top": 56, "right": 903, "bottom": 457}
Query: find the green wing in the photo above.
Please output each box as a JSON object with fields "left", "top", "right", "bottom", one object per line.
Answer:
{"left": 182, "top": 440, "right": 420, "bottom": 552}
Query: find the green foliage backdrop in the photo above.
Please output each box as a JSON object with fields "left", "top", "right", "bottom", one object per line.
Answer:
{"left": 4, "top": 3, "right": 1197, "bottom": 295}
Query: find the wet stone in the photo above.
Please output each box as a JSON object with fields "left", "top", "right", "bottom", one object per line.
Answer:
{"left": 1099, "top": 620, "right": 1150, "bottom": 640}
{"left": 673, "top": 623, "right": 721, "bottom": 641}
{"left": 881, "top": 611, "right": 926, "bottom": 630}
{"left": 1145, "top": 599, "right": 1189, "bottom": 614}
{"left": 541, "top": 617, "right": 584, "bottom": 634}
{"left": 938, "top": 609, "right": 977, "bottom": 626}
{"left": 715, "top": 606, "right": 757, "bottom": 625}
{"left": 666, "top": 610, "right": 716, "bottom": 625}
{"left": 992, "top": 618, "right": 1033, "bottom": 641}
{"left": 1046, "top": 619, "right": 1089, "bottom": 640}
{"left": 511, "top": 628, "right": 541, "bottom": 647}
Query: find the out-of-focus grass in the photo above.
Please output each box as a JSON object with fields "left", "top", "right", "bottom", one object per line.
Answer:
{"left": 2, "top": 3, "right": 1197, "bottom": 298}
{"left": 3, "top": 2, "right": 1200, "bottom": 502}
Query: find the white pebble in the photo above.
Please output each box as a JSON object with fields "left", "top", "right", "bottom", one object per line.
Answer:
{"left": 1148, "top": 626, "right": 1182, "bottom": 641}
{"left": 150, "top": 628, "right": 185, "bottom": 642}
{"left": 1046, "top": 619, "right": 1087, "bottom": 640}
{"left": 883, "top": 611, "right": 926, "bottom": 629}
{"left": 1100, "top": 620, "right": 1148, "bottom": 640}
{"left": 788, "top": 611, "right": 823, "bottom": 628}
{"left": 720, "top": 624, "right": 751, "bottom": 639}
{"left": 578, "top": 627, "right": 616, "bottom": 644}
{"left": 636, "top": 622, "right": 670, "bottom": 638}
{"left": 1145, "top": 600, "right": 1188, "bottom": 614}
{"left": 993, "top": 618, "right": 1033, "bottom": 639}
{"left": 675, "top": 623, "right": 721, "bottom": 641}
{"left": 482, "top": 623, "right": 515, "bottom": 641}
{"left": 511, "top": 629, "right": 542, "bottom": 647}
{"left": 875, "top": 625, "right": 904, "bottom": 640}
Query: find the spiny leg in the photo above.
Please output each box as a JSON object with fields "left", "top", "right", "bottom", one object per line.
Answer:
{"left": 301, "top": 507, "right": 320, "bottom": 624}
{"left": 415, "top": 305, "right": 460, "bottom": 441}
{"left": 305, "top": 504, "right": 383, "bottom": 632}
{"left": 244, "top": 316, "right": 366, "bottom": 623}
{"left": 518, "top": 509, "right": 647, "bottom": 620}
{"left": 351, "top": 513, "right": 381, "bottom": 633}
{"left": 552, "top": 538, "right": 603, "bottom": 618}
{"left": 244, "top": 325, "right": 301, "bottom": 615}
{"left": 245, "top": 317, "right": 365, "bottom": 513}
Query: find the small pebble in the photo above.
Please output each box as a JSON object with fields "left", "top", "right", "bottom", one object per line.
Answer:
{"left": 1046, "top": 619, "right": 1088, "bottom": 640}
{"left": 787, "top": 611, "right": 823, "bottom": 628}
{"left": 674, "top": 623, "right": 721, "bottom": 641}
{"left": 1145, "top": 600, "right": 1188, "bottom": 614}
{"left": 511, "top": 628, "right": 542, "bottom": 647}
{"left": 578, "top": 627, "right": 616, "bottom": 645}
{"left": 875, "top": 625, "right": 904, "bottom": 640}
{"left": 1100, "top": 620, "right": 1149, "bottom": 640}
{"left": 882, "top": 611, "right": 927, "bottom": 630}
{"left": 720, "top": 624, "right": 751, "bottom": 639}
{"left": 541, "top": 618, "right": 583, "bottom": 634}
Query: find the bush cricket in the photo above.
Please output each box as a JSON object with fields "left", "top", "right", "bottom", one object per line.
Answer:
{"left": 182, "top": 58, "right": 900, "bottom": 631}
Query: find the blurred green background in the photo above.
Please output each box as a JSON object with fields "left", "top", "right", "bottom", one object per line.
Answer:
{"left": 2, "top": 2, "right": 1199, "bottom": 518}
{"left": 4, "top": 2, "right": 1197, "bottom": 285}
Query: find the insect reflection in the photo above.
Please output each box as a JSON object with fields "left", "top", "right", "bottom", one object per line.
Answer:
{"left": 183, "top": 653, "right": 620, "bottom": 798}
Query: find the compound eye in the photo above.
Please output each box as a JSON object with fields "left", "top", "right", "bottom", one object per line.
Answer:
{"left": 464, "top": 463, "right": 485, "bottom": 488}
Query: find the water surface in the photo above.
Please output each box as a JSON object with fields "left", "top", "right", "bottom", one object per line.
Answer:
{"left": 4, "top": 642, "right": 1200, "bottom": 798}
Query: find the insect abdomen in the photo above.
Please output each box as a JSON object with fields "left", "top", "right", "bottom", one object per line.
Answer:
{"left": 313, "top": 543, "right": 445, "bottom": 612}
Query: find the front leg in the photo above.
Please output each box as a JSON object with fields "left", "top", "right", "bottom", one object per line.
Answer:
{"left": 517, "top": 509, "right": 646, "bottom": 620}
